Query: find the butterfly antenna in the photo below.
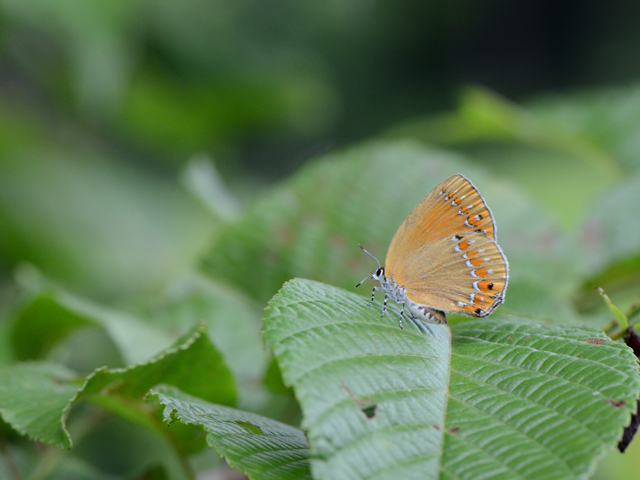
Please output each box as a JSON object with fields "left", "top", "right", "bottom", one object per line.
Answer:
{"left": 355, "top": 272, "right": 372, "bottom": 288}
{"left": 358, "top": 244, "right": 381, "bottom": 268}
{"left": 355, "top": 244, "right": 381, "bottom": 288}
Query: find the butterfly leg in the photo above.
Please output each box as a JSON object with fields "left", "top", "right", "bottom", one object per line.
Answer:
{"left": 381, "top": 293, "right": 389, "bottom": 318}
{"left": 367, "top": 287, "right": 380, "bottom": 307}
{"left": 398, "top": 303, "right": 405, "bottom": 329}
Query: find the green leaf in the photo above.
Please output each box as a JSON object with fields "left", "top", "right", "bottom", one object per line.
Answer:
{"left": 72, "top": 321, "right": 236, "bottom": 408}
{"left": 9, "top": 293, "right": 95, "bottom": 361}
{"left": 264, "top": 279, "right": 640, "bottom": 480}
{"left": 0, "top": 322, "right": 236, "bottom": 449}
{"left": 128, "top": 274, "right": 269, "bottom": 410}
{"left": 150, "top": 385, "right": 312, "bottom": 480}
{"left": 597, "top": 287, "right": 629, "bottom": 329}
{"left": 0, "top": 363, "right": 78, "bottom": 448}
{"left": 9, "top": 282, "right": 174, "bottom": 365}
{"left": 578, "top": 170, "right": 640, "bottom": 273}
{"left": 573, "top": 170, "right": 640, "bottom": 314}
{"left": 527, "top": 83, "right": 640, "bottom": 172}
{"left": 203, "top": 142, "right": 475, "bottom": 302}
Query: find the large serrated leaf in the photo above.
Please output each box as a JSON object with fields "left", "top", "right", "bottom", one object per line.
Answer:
{"left": 445, "top": 321, "right": 638, "bottom": 480}
{"left": 263, "top": 279, "right": 640, "bottom": 480}
{"left": 150, "top": 385, "right": 311, "bottom": 480}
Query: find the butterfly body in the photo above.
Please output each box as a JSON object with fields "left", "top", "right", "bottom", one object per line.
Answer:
{"left": 365, "top": 268, "right": 447, "bottom": 324}
{"left": 357, "top": 174, "right": 508, "bottom": 328}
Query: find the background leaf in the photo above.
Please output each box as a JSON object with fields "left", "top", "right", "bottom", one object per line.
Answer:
{"left": 8, "top": 283, "right": 174, "bottom": 366}
{"left": 127, "top": 274, "right": 268, "bottom": 411}
{"left": 0, "top": 151, "right": 215, "bottom": 300}
{"left": 0, "top": 363, "right": 78, "bottom": 448}
{"left": 0, "top": 322, "right": 235, "bottom": 450}
{"left": 385, "top": 87, "right": 623, "bottom": 230}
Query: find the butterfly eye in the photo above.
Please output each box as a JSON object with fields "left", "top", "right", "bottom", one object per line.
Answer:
{"left": 375, "top": 267, "right": 384, "bottom": 278}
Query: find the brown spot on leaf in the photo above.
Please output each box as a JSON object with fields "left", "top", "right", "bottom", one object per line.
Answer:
{"left": 447, "top": 426, "right": 460, "bottom": 434}
{"left": 432, "top": 424, "right": 441, "bottom": 431}
{"left": 507, "top": 336, "right": 514, "bottom": 341}
{"left": 341, "top": 381, "right": 378, "bottom": 419}
{"left": 607, "top": 399, "right": 627, "bottom": 408}
{"left": 235, "top": 420, "right": 263, "bottom": 435}
{"left": 584, "top": 338, "right": 606, "bottom": 344}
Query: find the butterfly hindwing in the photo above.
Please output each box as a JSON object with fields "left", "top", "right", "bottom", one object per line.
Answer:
{"left": 391, "top": 232, "right": 508, "bottom": 316}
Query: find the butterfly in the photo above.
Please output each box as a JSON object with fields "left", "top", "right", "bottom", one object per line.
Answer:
{"left": 356, "top": 174, "right": 508, "bottom": 328}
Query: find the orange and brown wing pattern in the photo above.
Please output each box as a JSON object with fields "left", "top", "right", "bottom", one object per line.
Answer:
{"left": 390, "top": 232, "right": 508, "bottom": 317}
{"left": 385, "top": 174, "right": 497, "bottom": 275}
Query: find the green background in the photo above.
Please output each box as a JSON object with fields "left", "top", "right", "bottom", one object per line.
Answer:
{"left": 1, "top": 1, "right": 640, "bottom": 479}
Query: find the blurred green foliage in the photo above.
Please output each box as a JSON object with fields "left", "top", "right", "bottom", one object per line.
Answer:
{"left": 1, "top": 1, "right": 640, "bottom": 479}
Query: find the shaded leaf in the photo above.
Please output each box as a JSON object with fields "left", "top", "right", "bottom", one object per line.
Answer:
{"left": 129, "top": 274, "right": 268, "bottom": 410}
{"left": 150, "top": 385, "right": 312, "bottom": 480}
{"left": 527, "top": 84, "right": 640, "bottom": 172}
{"left": 9, "top": 293, "right": 95, "bottom": 361}
{"left": 0, "top": 363, "right": 78, "bottom": 448}
{"left": 72, "top": 321, "right": 236, "bottom": 408}
{"left": 0, "top": 149, "right": 214, "bottom": 299}
{"left": 574, "top": 171, "right": 640, "bottom": 314}
{"left": 0, "top": 323, "right": 235, "bottom": 449}
{"left": 9, "top": 281, "right": 174, "bottom": 365}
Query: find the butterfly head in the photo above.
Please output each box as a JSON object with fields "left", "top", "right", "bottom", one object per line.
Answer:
{"left": 371, "top": 266, "right": 385, "bottom": 281}
{"left": 355, "top": 244, "right": 386, "bottom": 288}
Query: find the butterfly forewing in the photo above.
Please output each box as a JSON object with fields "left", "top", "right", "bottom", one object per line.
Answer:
{"left": 391, "top": 232, "right": 508, "bottom": 316}
{"left": 385, "top": 174, "right": 497, "bottom": 275}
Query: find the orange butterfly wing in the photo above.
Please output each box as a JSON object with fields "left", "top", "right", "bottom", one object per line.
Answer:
{"left": 384, "top": 174, "right": 508, "bottom": 317}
